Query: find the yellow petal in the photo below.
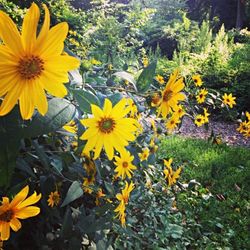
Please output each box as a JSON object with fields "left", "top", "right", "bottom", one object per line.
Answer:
{"left": 37, "top": 22, "right": 68, "bottom": 57}
{"left": 34, "top": 80, "right": 48, "bottom": 116}
{"left": 1, "top": 222, "right": 10, "bottom": 241}
{"left": 45, "top": 55, "right": 80, "bottom": 71}
{"left": 10, "top": 218, "right": 22, "bottom": 232}
{"left": 103, "top": 98, "right": 113, "bottom": 116}
{"left": 17, "top": 192, "right": 41, "bottom": 209}
{"left": 10, "top": 186, "right": 29, "bottom": 208}
{"left": 103, "top": 135, "right": 114, "bottom": 160}
{"left": 15, "top": 206, "right": 40, "bottom": 219}
{"left": 0, "top": 11, "right": 24, "bottom": 56}
{"left": 21, "top": 3, "right": 40, "bottom": 53}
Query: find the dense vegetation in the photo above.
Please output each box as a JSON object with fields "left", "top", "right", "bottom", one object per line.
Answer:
{"left": 0, "top": 0, "right": 249, "bottom": 249}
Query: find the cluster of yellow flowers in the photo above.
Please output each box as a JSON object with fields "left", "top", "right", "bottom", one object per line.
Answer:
{"left": 237, "top": 111, "right": 250, "bottom": 138}
{"left": 163, "top": 158, "right": 182, "bottom": 187}
{"left": 114, "top": 182, "right": 134, "bottom": 227}
{"left": 194, "top": 108, "right": 210, "bottom": 127}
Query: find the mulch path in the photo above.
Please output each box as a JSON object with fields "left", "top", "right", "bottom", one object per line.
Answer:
{"left": 178, "top": 116, "right": 250, "bottom": 148}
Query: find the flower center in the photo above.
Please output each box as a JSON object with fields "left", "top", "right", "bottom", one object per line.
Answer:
{"left": 0, "top": 209, "right": 14, "bottom": 222}
{"left": 163, "top": 90, "right": 173, "bottom": 102}
{"left": 98, "top": 117, "right": 116, "bottom": 134}
{"left": 17, "top": 55, "right": 44, "bottom": 80}
{"left": 122, "top": 162, "right": 128, "bottom": 168}
{"left": 199, "top": 94, "right": 204, "bottom": 98}
{"left": 194, "top": 79, "right": 198, "bottom": 83}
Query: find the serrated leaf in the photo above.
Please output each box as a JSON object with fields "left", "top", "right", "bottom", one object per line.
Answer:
{"left": 71, "top": 89, "right": 100, "bottom": 113}
{"left": 137, "top": 61, "right": 157, "bottom": 93}
{"left": 61, "top": 181, "right": 83, "bottom": 207}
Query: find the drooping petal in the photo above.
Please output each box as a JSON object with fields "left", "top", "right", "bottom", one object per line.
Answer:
{"left": 1, "top": 222, "right": 10, "bottom": 241}
{"left": 0, "top": 11, "right": 24, "bottom": 56}
{"left": 21, "top": 3, "right": 40, "bottom": 53}
{"left": 10, "top": 218, "right": 22, "bottom": 232}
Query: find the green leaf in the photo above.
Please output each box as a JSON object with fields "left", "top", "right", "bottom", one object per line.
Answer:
{"left": 71, "top": 89, "right": 100, "bottom": 113}
{"left": 61, "top": 181, "right": 83, "bottom": 207}
{"left": 137, "top": 61, "right": 157, "bottom": 93}
{"left": 113, "top": 71, "right": 137, "bottom": 91}
{"left": 107, "top": 93, "right": 123, "bottom": 106}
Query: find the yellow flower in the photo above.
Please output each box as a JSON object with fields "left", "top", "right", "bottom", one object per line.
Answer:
{"left": 139, "top": 147, "right": 150, "bottom": 161}
{"left": 127, "top": 98, "right": 138, "bottom": 118}
{"left": 82, "top": 176, "right": 95, "bottom": 194}
{"left": 0, "top": 3, "right": 80, "bottom": 120}
{"left": 150, "top": 92, "right": 161, "bottom": 107}
{"left": 246, "top": 111, "right": 250, "bottom": 121}
{"left": 90, "top": 58, "right": 101, "bottom": 65}
{"left": 203, "top": 108, "right": 210, "bottom": 123}
{"left": 47, "top": 191, "right": 60, "bottom": 207}
{"left": 163, "top": 159, "right": 182, "bottom": 187}
{"left": 157, "top": 70, "right": 186, "bottom": 118}
{"left": 192, "top": 75, "right": 203, "bottom": 87}
{"left": 114, "top": 200, "right": 126, "bottom": 227}
{"left": 95, "top": 189, "right": 105, "bottom": 206}
{"left": 155, "top": 74, "right": 165, "bottom": 84}
{"left": 116, "top": 181, "right": 134, "bottom": 205}
{"left": 63, "top": 120, "right": 77, "bottom": 134}
{"left": 196, "top": 88, "right": 208, "bottom": 104}
{"left": 142, "top": 57, "right": 149, "bottom": 67}
{"left": 237, "top": 121, "right": 249, "bottom": 134}
{"left": 194, "top": 114, "right": 205, "bottom": 127}
{"left": 166, "top": 115, "right": 180, "bottom": 131}
{"left": 222, "top": 93, "right": 236, "bottom": 108}
{"left": 243, "top": 128, "right": 250, "bottom": 137}
{"left": 80, "top": 98, "right": 138, "bottom": 160}
{"left": 0, "top": 186, "right": 41, "bottom": 241}
{"left": 173, "top": 104, "right": 185, "bottom": 118}
{"left": 114, "top": 150, "right": 137, "bottom": 179}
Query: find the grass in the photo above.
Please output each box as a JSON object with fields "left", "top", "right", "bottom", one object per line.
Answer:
{"left": 158, "top": 136, "right": 250, "bottom": 249}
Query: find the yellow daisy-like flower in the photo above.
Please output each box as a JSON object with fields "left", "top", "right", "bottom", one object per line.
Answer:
{"left": 95, "top": 188, "right": 105, "bottom": 206}
{"left": 246, "top": 111, "right": 250, "bottom": 121}
{"left": 82, "top": 153, "right": 96, "bottom": 177}
{"left": 150, "top": 92, "right": 161, "bottom": 107}
{"left": 139, "top": 147, "right": 150, "bottom": 162}
{"left": 192, "top": 75, "right": 203, "bottom": 87}
{"left": 47, "top": 191, "right": 60, "bottom": 208}
{"left": 155, "top": 74, "right": 165, "bottom": 84}
{"left": 90, "top": 58, "right": 101, "bottom": 65}
{"left": 222, "top": 93, "right": 236, "bottom": 108}
{"left": 114, "top": 150, "right": 137, "bottom": 179}
{"left": 237, "top": 121, "right": 249, "bottom": 134}
{"left": 157, "top": 69, "right": 186, "bottom": 118}
{"left": 116, "top": 181, "right": 134, "bottom": 205}
{"left": 166, "top": 115, "right": 180, "bottom": 131}
{"left": 0, "top": 3, "right": 80, "bottom": 120}
{"left": 173, "top": 104, "right": 185, "bottom": 118}
{"left": 80, "top": 98, "right": 138, "bottom": 160}
{"left": 63, "top": 120, "right": 77, "bottom": 134}
{"left": 194, "top": 114, "right": 205, "bottom": 127}
{"left": 196, "top": 88, "right": 208, "bottom": 104}
{"left": 83, "top": 176, "right": 95, "bottom": 194}
{"left": 0, "top": 185, "right": 41, "bottom": 241}
{"left": 163, "top": 159, "right": 182, "bottom": 187}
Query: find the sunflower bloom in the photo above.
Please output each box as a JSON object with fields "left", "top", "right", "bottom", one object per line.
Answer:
{"left": 114, "top": 150, "right": 137, "bottom": 179}
{"left": 0, "top": 3, "right": 80, "bottom": 120}
{"left": 166, "top": 115, "right": 180, "bottom": 131}
{"left": 80, "top": 98, "right": 138, "bottom": 160}
{"left": 0, "top": 186, "right": 41, "bottom": 241}
{"left": 192, "top": 75, "right": 203, "bottom": 87}
{"left": 157, "top": 70, "right": 186, "bottom": 118}
{"left": 194, "top": 114, "right": 205, "bottom": 127}
{"left": 163, "top": 159, "right": 182, "bottom": 187}
{"left": 139, "top": 147, "right": 150, "bottom": 162}
{"left": 173, "top": 104, "right": 185, "bottom": 118}
{"left": 47, "top": 191, "right": 60, "bottom": 207}
{"left": 155, "top": 74, "right": 165, "bottom": 84}
{"left": 222, "top": 93, "right": 236, "bottom": 108}
{"left": 196, "top": 88, "right": 208, "bottom": 104}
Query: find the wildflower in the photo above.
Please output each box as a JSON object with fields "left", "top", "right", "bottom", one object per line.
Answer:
{"left": 237, "top": 121, "right": 249, "bottom": 134}
{"left": 155, "top": 74, "right": 165, "bottom": 84}
{"left": 82, "top": 176, "right": 95, "bottom": 194}
{"left": 149, "top": 138, "right": 158, "bottom": 153}
{"left": 150, "top": 92, "right": 161, "bottom": 107}
{"left": 80, "top": 98, "right": 138, "bottom": 160}
{"left": 142, "top": 57, "right": 149, "bottom": 67}
{"left": 63, "top": 120, "right": 77, "bottom": 134}
{"left": 0, "top": 186, "right": 41, "bottom": 241}
{"left": 139, "top": 148, "right": 150, "bottom": 161}
{"left": 116, "top": 181, "right": 134, "bottom": 205}
{"left": 166, "top": 115, "right": 180, "bottom": 131}
{"left": 127, "top": 98, "right": 138, "bottom": 118}
{"left": 173, "top": 104, "right": 185, "bottom": 118}
{"left": 95, "top": 189, "right": 105, "bottom": 206}
{"left": 150, "top": 119, "right": 157, "bottom": 135}
{"left": 157, "top": 70, "right": 186, "bottom": 118}
{"left": 90, "top": 58, "right": 101, "bottom": 65}
{"left": 194, "top": 114, "right": 205, "bottom": 127}
{"left": 163, "top": 159, "right": 182, "bottom": 187}
{"left": 0, "top": 3, "right": 80, "bottom": 120}
{"left": 114, "top": 201, "right": 126, "bottom": 227}
{"left": 222, "top": 93, "right": 236, "bottom": 108}
{"left": 47, "top": 191, "right": 60, "bottom": 207}
{"left": 246, "top": 111, "right": 250, "bottom": 121}
{"left": 192, "top": 75, "right": 203, "bottom": 87}
{"left": 196, "top": 88, "right": 208, "bottom": 104}
{"left": 114, "top": 150, "right": 137, "bottom": 179}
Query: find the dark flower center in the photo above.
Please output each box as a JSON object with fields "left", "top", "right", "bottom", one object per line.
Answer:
{"left": 98, "top": 117, "right": 116, "bottom": 133}
{"left": 17, "top": 55, "right": 44, "bottom": 80}
{"left": 122, "top": 162, "right": 128, "bottom": 168}
{"left": 163, "top": 90, "right": 173, "bottom": 102}
{"left": 0, "top": 209, "right": 14, "bottom": 222}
